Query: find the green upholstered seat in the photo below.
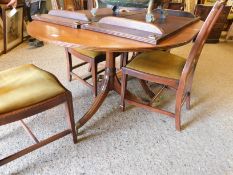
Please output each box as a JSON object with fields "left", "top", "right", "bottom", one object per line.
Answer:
{"left": 126, "top": 51, "right": 186, "bottom": 80}
{"left": 0, "top": 64, "right": 65, "bottom": 114}
{"left": 72, "top": 48, "right": 105, "bottom": 59}
{"left": 228, "top": 13, "right": 233, "bottom": 20}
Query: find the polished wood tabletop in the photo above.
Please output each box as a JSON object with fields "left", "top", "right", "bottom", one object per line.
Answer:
{"left": 27, "top": 19, "right": 203, "bottom": 134}
{"left": 27, "top": 20, "right": 203, "bottom": 52}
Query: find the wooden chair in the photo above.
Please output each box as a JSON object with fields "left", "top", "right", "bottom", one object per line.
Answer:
{"left": 65, "top": 48, "right": 106, "bottom": 97}
{"left": 194, "top": 1, "right": 231, "bottom": 43}
{"left": 226, "top": 22, "right": 233, "bottom": 40}
{"left": 0, "top": 64, "right": 77, "bottom": 166}
{"left": 65, "top": 48, "right": 125, "bottom": 97}
{"left": 166, "top": 0, "right": 186, "bottom": 11}
{"left": 226, "top": 8, "right": 233, "bottom": 39}
{"left": 121, "top": 0, "right": 227, "bottom": 131}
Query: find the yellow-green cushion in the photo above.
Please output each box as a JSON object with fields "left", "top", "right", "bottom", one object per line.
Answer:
{"left": 0, "top": 64, "right": 65, "bottom": 114}
{"left": 204, "top": 0, "right": 216, "bottom": 5}
{"left": 72, "top": 48, "right": 105, "bottom": 58}
{"left": 126, "top": 51, "right": 186, "bottom": 80}
{"left": 228, "top": 13, "right": 233, "bottom": 20}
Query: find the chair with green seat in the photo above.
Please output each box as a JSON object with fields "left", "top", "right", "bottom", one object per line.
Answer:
{"left": 65, "top": 47, "right": 107, "bottom": 97}
{"left": 0, "top": 64, "right": 77, "bottom": 166}
{"left": 65, "top": 1, "right": 129, "bottom": 97}
{"left": 121, "top": 0, "right": 226, "bottom": 131}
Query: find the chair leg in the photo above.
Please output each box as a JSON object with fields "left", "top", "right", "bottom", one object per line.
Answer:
{"left": 91, "top": 60, "right": 98, "bottom": 97}
{"left": 120, "top": 71, "right": 128, "bottom": 111}
{"left": 120, "top": 52, "right": 128, "bottom": 68}
{"left": 175, "top": 105, "right": 181, "bottom": 131}
{"left": 65, "top": 92, "right": 78, "bottom": 144}
{"left": 65, "top": 48, "right": 72, "bottom": 82}
{"left": 175, "top": 92, "right": 183, "bottom": 131}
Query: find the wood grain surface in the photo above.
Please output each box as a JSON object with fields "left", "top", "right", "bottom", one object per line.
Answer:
{"left": 27, "top": 20, "right": 202, "bottom": 51}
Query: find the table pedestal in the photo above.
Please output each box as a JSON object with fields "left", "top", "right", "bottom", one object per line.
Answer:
{"left": 75, "top": 51, "right": 141, "bottom": 132}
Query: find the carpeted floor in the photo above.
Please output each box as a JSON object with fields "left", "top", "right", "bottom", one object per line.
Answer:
{"left": 0, "top": 40, "right": 233, "bottom": 175}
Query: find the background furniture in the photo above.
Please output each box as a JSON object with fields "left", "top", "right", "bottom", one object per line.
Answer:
{"left": 226, "top": 6, "right": 233, "bottom": 30}
{"left": 194, "top": 1, "right": 231, "bottom": 43}
{"left": 0, "top": 64, "right": 77, "bottom": 166}
{"left": 0, "top": 4, "right": 24, "bottom": 53}
{"left": 163, "top": 0, "right": 186, "bottom": 10}
{"left": 226, "top": 22, "right": 233, "bottom": 40}
{"left": 53, "top": 0, "right": 186, "bottom": 10}
{"left": 51, "top": 0, "right": 85, "bottom": 10}
{"left": 51, "top": 0, "right": 62, "bottom": 9}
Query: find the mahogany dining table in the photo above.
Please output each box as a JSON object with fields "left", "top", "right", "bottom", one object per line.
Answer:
{"left": 27, "top": 18, "right": 203, "bottom": 133}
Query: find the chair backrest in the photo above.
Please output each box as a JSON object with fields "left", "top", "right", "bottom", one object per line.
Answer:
{"left": 180, "top": 0, "right": 227, "bottom": 85}
{"left": 53, "top": 0, "right": 83, "bottom": 10}
{"left": 63, "top": 0, "right": 80, "bottom": 10}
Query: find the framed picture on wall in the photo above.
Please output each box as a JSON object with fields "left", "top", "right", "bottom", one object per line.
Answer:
{"left": 1, "top": 5, "right": 24, "bottom": 53}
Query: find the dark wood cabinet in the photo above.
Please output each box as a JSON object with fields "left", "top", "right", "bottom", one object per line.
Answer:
{"left": 194, "top": 4, "right": 231, "bottom": 43}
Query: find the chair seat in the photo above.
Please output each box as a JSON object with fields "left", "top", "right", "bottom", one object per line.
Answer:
{"left": 72, "top": 48, "right": 105, "bottom": 58}
{"left": 126, "top": 51, "right": 186, "bottom": 80}
{"left": 228, "top": 13, "right": 233, "bottom": 20}
{"left": 0, "top": 64, "right": 65, "bottom": 114}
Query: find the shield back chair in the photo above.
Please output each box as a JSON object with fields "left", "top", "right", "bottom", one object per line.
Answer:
{"left": 121, "top": 0, "right": 227, "bottom": 131}
{"left": 0, "top": 64, "right": 77, "bottom": 166}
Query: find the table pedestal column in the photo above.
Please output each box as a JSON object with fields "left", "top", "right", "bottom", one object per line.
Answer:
{"left": 75, "top": 51, "right": 142, "bottom": 132}
{"left": 76, "top": 52, "right": 116, "bottom": 131}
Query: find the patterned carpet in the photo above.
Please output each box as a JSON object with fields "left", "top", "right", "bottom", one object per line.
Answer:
{"left": 0, "top": 40, "right": 233, "bottom": 175}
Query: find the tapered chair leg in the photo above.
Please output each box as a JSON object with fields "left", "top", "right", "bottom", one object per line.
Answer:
{"left": 175, "top": 109, "right": 181, "bottom": 131}
{"left": 91, "top": 60, "right": 98, "bottom": 97}
{"left": 120, "top": 71, "right": 128, "bottom": 111}
{"left": 175, "top": 94, "right": 183, "bottom": 131}
{"left": 65, "top": 92, "right": 78, "bottom": 144}
{"left": 65, "top": 48, "right": 72, "bottom": 82}
{"left": 120, "top": 52, "right": 128, "bottom": 68}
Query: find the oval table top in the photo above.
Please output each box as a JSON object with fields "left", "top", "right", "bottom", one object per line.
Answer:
{"left": 27, "top": 20, "right": 203, "bottom": 52}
